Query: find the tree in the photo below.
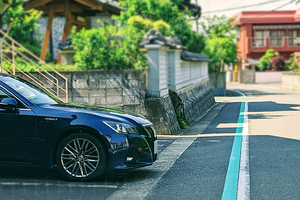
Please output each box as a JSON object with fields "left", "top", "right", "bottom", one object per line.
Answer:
{"left": 201, "top": 15, "right": 237, "bottom": 72}
{"left": 115, "top": 0, "right": 205, "bottom": 53}
{"left": 201, "top": 15, "right": 234, "bottom": 38}
{"left": 271, "top": 55, "right": 286, "bottom": 71}
{"left": 287, "top": 53, "right": 300, "bottom": 72}
{"left": 1, "top": 0, "right": 42, "bottom": 56}
{"left": 258, "top": 49, "right": 279, "bottom": 71}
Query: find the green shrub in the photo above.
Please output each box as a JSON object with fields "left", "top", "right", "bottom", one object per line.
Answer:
{"left": 2, "top": 0, "right": 42, "bottom": 56}
{"left": 287, "top": 54, "right": 300, "bottom": 72}
{"left": 70, "top": 24, "right": 148, "bottom": 70}
{"left": 258, "top": 49, "right": 279, "bottom": 71}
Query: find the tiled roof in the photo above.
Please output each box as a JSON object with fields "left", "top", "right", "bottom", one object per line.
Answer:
{"left": 25, "top": 0, "right": 126, "bottom": 12}
{"left": 92, "top": 0, "right": 126, "bottom": 11}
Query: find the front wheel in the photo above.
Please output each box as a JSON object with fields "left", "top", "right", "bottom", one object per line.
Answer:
{"left": 56, "top": 133, "right": 107, "bottom": 181}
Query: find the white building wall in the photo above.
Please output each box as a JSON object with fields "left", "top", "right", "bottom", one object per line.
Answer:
{"left": 146, "top": 45, "right": 209, "bottom": 97}
{"left": 159, "top": 49, "right": 168, "bottom": 96}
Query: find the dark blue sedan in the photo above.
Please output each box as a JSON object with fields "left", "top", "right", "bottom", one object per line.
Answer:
{"left": 0, "top": 74, "right": 158, "bottom": 181}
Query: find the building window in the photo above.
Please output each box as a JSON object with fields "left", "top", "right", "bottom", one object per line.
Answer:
{"left": 269, "top": 30, "right": 285, "bottom": 47}
{"left": 253, "top": 31, "right": 265, "bottom": 47}
{"left": 287, "top": 30, "right": 300, "bottom": 46}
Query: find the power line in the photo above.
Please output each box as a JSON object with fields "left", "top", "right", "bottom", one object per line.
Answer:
{"left": 201, "top": 0, "right": 225, "bottom": 7}
{"left": 202, "top": 0, "right": 288, "bottom": 14}
{"left": 228, "top": 0, "right": 247, "bottom": 9}
{"left": 242, "top": 0, "right": 296, "bottom": 23}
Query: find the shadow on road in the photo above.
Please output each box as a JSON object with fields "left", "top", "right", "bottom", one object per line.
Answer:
{"left": 201, "top": 100, "right": 300, "bottom": 134}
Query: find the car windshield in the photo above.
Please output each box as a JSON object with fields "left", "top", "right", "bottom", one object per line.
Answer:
{"left": 1, "top": 76, "right": 60, "bottom": 105}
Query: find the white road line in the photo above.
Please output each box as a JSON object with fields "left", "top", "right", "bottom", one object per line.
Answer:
{"left": 106, "top": 137, "right": 197, "bottom": 200}
{"left": 237, "top": 102, "right": 250, "bottom": 200}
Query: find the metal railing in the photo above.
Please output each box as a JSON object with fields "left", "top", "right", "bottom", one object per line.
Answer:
{"left": 250, "top": 37, "right": 266, "bottom": 47}
{"left": 0, "top": 30, "right": 68, "bottom": 102}
{"left": 249, "top": 37, "right": 300, "bottom": 48}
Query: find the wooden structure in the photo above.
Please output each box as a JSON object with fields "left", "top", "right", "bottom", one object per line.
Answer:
{"left": 25, "top": 0, "right": 125, "bottom": 62}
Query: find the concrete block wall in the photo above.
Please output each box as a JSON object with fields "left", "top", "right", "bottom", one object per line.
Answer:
{"left": 239, "top": 70, "right": 255, "bottom": 84}
{"left": 282, "top": 72, "right": 300, "bottom": 92}
{"left": 17, "top": 70, "right": 146, "bottom": 110}
{"left": 62, "top": 70, "right": 146, "bottom": 109}
{"left": 209, "top": 72, "right": 226, "bottom": 96}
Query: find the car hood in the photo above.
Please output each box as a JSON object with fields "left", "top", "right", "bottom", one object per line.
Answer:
{"left": 43, "top": 103, "right": 150, "bottom": 125}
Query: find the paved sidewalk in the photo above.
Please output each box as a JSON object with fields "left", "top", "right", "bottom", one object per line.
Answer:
{"left": 175, "top": 103, "right": 225, "bottom": 136}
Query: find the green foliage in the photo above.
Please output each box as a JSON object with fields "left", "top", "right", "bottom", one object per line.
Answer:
{"left": 175, "top": 105, "right": 189, "bottom": 129}
{"left": 127, "top": 16, "right": 171, "bottom": 37}
{"left": 152, "top": 20, "right": 171, "bottom": 36}
{"left": 127, "top": 16, "right": 153, "bottom": 35}
{"left": 201, "top": 15, "right": 236, "bottom": 38}
{"left": 115, "top": 0, "right": 205, "bottom": 53}
{"left": 2, "top": 59, "right": 78, "bottom": 72}
{"left": 258, "top": 49, "right": 279, "bottom": 71}
{"left": 70, "top": 23, "right": 148, "bottom": 70}
{"left": 2, "top": 0, "right": 42, "bottom": 55}
{"left": 202, "top": 15, "right": 237, "bottom": 72}
{"left": 204, "top": 37, "right": 237, "bottom": 72}
{"left": 287, "top": 54, "right": 300, "bottom": 72}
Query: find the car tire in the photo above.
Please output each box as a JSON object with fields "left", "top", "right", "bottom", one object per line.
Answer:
{"left": 56, "top": 133, "right": 107, "bottom": 181}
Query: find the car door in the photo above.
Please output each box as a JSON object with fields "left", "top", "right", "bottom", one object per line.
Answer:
{"left": 0, "top": 86, "right": 37, "bottom": 163}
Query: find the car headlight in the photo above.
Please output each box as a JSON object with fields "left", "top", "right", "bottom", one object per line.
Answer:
{"left": 103, "top": 121, "right": 139, "bottom": 134}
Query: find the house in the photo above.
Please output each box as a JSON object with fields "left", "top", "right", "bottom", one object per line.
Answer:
{"left": 230, "top": 9, "right": 300, "bottom": 71}
{"left": 26, "top": 0, "right": 125, "bottom": 61}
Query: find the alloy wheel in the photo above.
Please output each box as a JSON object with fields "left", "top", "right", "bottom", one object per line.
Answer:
{"left": 60, "top": 138, "right": 100, "bottom": 178}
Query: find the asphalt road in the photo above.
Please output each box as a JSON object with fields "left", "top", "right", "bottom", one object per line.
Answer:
{"left": 1, "top": 83, "right": 300, "bottom": 200}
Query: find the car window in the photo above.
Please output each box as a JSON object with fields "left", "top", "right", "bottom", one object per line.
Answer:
{"left": 0, "top": 88, "right": 10, "bottom": 100}
{"left": 1, "top": 77, "right": 59, "bottom": 105}
{"left": 0, "top": 86, "right": 26, "bottom": 108}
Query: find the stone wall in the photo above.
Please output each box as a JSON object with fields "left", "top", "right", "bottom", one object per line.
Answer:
{"left": 144, "top": 96, "right": 180, "bottom": 135}
{"left": 282, "top": 72, "right": 300, "bottom": 92}
{"left": 170, "top": 78, "right": 215, "bottom": 125}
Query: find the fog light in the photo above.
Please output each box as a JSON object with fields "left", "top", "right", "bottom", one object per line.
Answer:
{"left": 126, "top": 157, "right": 133, "bottom": 162}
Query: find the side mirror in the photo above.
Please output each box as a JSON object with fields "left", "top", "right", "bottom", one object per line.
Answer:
{"left": 0, "top": 98, "right": 18, "bottom": 113}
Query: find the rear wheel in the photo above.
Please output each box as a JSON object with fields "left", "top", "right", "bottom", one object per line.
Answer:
{"left": 56, "top": 133, "right": 107, "bottom": 181}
